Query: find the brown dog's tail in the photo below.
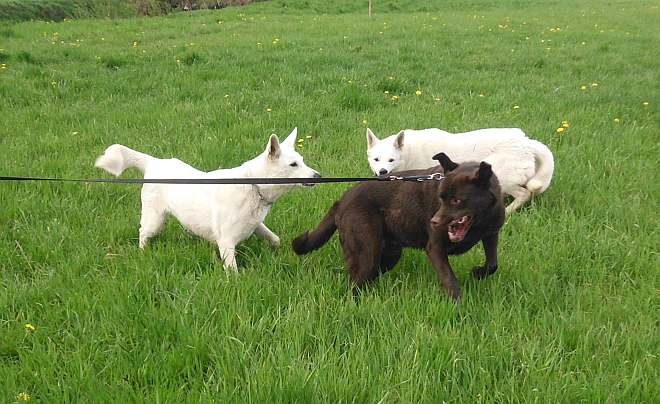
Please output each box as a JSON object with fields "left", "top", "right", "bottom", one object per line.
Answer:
{"left": 292, "top": 202, "right": 339, "bottom": 255}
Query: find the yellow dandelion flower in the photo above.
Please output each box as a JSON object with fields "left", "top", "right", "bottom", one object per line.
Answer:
{"left": 591, "top": 82, "right": 598, "bottom": 87}
{"left": 362, "top": 119, "right": 368, "bottom": 125}
{"left": 132, "top": 41, "right": 138, "bottom": 47}
{"left": 434, "top": 97, "right": 442, "bottom": 101}
{"left": 580, "top": 85, "right": 587, "bottom": 90}
{"left": 581, "top": 41, "right": 586, "bottom": 45}
{"left": 556, "top": 127, "right": 565, "bottom": 133}
{"left": 642, "top": 101, "right": 649, "bottom": 106}
{"left": 256, "top": 42, "right": 262, "bottom": 46}
{"left": 614, "top": 118, "right": 620, "bottom": 123}
{"left": 562, "top": 122, "right": 570, "bottom": 128}
{"left": 25, "top": 323, "right": 35, "bottom": 332}
{"left": 305, "top": 135, "right": 312, "bottom": 139}
{"left": 224, "top": 94, "right": 229, "bottom": 98}
{"left": 266, "top": 108, "right": 272, "bottom": 112}
{"left": 384, "top": 90, "right": 390, "bottom": 95}
{"left": 415, "top": 90, "right": 422, "bottom": 96}
{"left": 17, "top": 392, "right": 31, "bottom": 401}
{"left": 388, "top": 76, "right": 395, "bottom": 80}
{"left": 392, "top": 95, "right": 400, "bottom": 101}
{"left": 479, "top": 93, "right": 485, "bottom": 97}
{"left": 297, "top": 138, "right": 304, "bottom": 143}
{"left": 513, "top": 105, "right": 520, "bottom": 109}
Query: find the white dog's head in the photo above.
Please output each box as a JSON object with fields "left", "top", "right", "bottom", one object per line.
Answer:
{"left": 260, "top": 128, "right": 320, "bottom": 186}
{"left": 366, "top": 128, "right": 405, "bottom": 176}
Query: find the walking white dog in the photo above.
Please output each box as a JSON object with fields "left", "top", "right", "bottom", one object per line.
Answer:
{"left": 366, "top": 128, "right": 554, "bottom": 214}
{"left": 95, "top": 128, "right": 320, "bottom": 269}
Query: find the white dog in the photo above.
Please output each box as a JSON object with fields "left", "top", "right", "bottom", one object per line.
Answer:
{"left": 95, "top": 128, "right": 320, "bottom": 269}
{"left": 366, "top": 128, "right": 554, "bottom": 214}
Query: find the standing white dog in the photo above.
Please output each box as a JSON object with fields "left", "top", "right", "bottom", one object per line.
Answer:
{"left": 366, "top": 128, "right": 554, "bottom": 214}
{"left": 95, "top": 128, "right": 320, "bottom": 269}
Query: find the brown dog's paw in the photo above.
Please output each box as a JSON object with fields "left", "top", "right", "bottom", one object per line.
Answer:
{"left": 291, "top": 231, "right": 310, "bottom": 255}
{"left": 472, "top": 265, "right": 498, "bottom": 279}
{"left": 443, "top": 286, "right": 461, "bottom": 302}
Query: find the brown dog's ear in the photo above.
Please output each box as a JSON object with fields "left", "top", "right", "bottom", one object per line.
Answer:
{"left": 473, "top": 161, "right": 493, "bottom": 186}
{"left": 432, "top": 152, "right": 458, "bottom": 172}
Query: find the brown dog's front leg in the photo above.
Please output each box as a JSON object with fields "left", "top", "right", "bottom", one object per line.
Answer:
{"left": 472, "top": 233, "right": 499, "bottom": 279}
{"left": 426, "top": 242, "right": 461, "bottom": 301}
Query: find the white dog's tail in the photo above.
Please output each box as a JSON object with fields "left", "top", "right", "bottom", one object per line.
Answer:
{"left": 95, "top": 144, "right": 153, "bottom": 176}
{"left": 526, "top": 140, "right": 555, "bottom": 194}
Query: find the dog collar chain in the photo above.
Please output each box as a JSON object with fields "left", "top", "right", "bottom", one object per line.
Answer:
{"left": 385, "top": 173, "right": 444, "bottom": 182}
{"left": 253, "top": 184, "right": 275, "bottom": 206}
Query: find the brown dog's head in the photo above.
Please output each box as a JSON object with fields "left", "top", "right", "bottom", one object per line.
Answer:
{"left": 429, "top": 153, "right": 500, "bottom": 242}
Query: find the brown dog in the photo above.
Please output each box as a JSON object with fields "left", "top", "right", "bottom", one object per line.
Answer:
{"left": 292, "top": 153, "right": 505, "bottom": 301}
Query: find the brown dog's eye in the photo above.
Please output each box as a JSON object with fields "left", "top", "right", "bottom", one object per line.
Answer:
{"left": 289, "top": 162, "right": 298, "bottom": 167}
{"left": 388, "top": 158, "right": 394, "bottom": 162}
{"left": 374, "top": 158, "right": 380, "bottom": 162}
{"left": 450, "top": 197, "right": 461, "bottom": 206}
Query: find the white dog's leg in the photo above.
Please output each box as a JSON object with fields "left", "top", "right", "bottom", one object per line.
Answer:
{"left": 216, "top": 239, "right": 238, "bottom": 270}
{"left": 138, "top": 189, "right": 167, "bottom": 249}
{"left": 139, "top": 208, "right": 166, "bottom": 249}
{"left": 254, "top": 223, "right": 280, "bottom": 248}
{"left": 504, "top": 185, "right": 532, "bottom": 215}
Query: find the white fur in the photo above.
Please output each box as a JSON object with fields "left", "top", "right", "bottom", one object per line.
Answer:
{"left": 95, "top": 128, "right": 320, "bottom": 269}
{"left": 366, "top": 127, "right": 554, "bottom": 214}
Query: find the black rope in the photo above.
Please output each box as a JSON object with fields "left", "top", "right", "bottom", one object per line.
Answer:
{"left": 0, "top": 173, "right": 444, "bottom": 185}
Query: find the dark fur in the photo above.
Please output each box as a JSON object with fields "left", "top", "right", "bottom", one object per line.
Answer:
{"left": 292, "top": 153, "right": 505, "bottom": 301}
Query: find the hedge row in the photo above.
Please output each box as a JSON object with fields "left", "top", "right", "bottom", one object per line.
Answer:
{"left": 0, "top": 0, "right": 261, "bottom": 21}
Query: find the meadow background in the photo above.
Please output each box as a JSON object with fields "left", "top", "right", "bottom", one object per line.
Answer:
{"left": 0, "top": 0, "right": 658, "bottom": 401}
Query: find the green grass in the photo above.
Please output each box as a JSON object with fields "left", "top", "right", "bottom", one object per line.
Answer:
{"left": 0, "top": 0, "right": 658, "bottom": 401}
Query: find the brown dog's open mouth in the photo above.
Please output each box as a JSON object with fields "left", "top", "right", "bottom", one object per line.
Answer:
{"left": 448, "top": 215, "right": 472, "bottom": 242}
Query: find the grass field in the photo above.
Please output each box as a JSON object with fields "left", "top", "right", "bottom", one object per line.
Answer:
{"left": 0, "top": 0, "right": 658, "bottom": 401}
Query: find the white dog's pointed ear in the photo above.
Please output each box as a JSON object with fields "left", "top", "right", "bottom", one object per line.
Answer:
{"left": 266, "top": 134, "right": 281, "bottom": 159}
{"left": 394, "top": 130, "right": 405, "bottom": 150}
{"left": 282, "top": 127, "right": 297, "bottom": 148}
{"left": 366, "top": 128, "right": 379, "bottom": 149}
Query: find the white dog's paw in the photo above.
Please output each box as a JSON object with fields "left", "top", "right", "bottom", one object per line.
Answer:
{"left": 270, "top": 236, "right": 281, "bottom": 249}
